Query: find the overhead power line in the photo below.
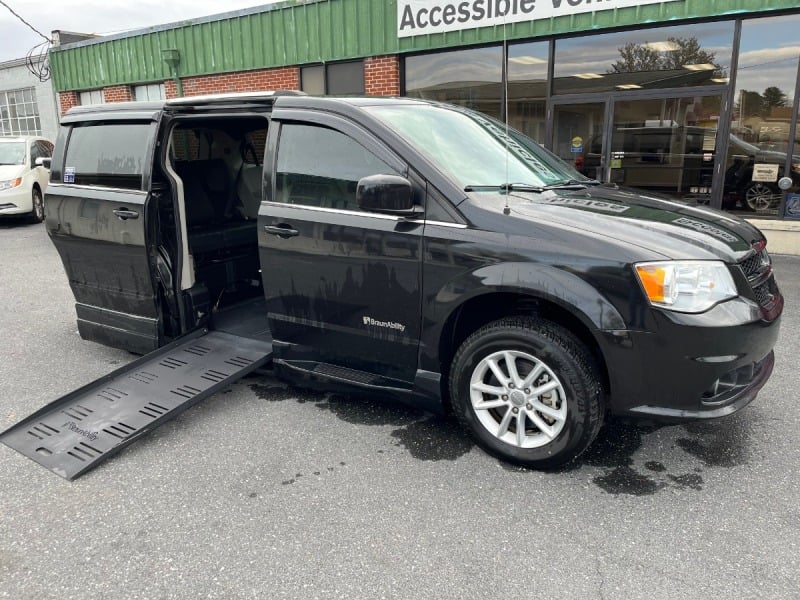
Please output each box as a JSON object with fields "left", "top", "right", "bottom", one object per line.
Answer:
{"left": 0, "top": 0, "right": 51, "bottom": 42}
{"left": 0, "top": 0, "right": 52, "bottom": 81}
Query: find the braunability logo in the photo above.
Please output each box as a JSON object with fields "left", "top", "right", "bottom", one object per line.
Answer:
{"left": 362, "top": 316, "right": 406, "bottom": 333}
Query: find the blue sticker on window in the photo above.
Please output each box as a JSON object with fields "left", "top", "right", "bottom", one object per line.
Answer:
{"left": 64, "top": 167, "right": 75, "bottom": 184}
{"left": 785, "top": 193, "right": 800, "bottom": 220}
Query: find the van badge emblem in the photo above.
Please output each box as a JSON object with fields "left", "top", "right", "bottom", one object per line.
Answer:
{"left": 362, "top": 316, "right": 406, "bottom": 333}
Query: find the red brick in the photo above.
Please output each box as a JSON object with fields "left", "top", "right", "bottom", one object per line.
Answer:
{"left": 364, "top": 55, "right": 400, "bottom": 97}
{"left": 59, "top": 91, "right": 79, "bottom": 115}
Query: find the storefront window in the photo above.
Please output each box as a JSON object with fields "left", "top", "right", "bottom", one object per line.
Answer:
{"left": 508, "top": 41, "right": 549, "bottom": 141}
{"left": 725, "top": 15, "right": 800, "bottom": 217}
{"left": 553, "top": 102, "right": 607, "bottom": 181}
{"left": 405, "top": 46, "right": 503, "bottom": 119}
{"left": 609, "top": 96, "right": 721, "bottom": 200}
{"left": 553, "top": 23, "right": 734, "bottom": 95}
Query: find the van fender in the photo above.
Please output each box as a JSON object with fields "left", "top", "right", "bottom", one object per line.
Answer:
{"left": 434, "top": 262, "right": 627, "bottom": 332}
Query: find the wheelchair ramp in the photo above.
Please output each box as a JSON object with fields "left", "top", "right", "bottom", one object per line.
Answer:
{"left": 0, "top": 330, "right": 272, "bottom": 480}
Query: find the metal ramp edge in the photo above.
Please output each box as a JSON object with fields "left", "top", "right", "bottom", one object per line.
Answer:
{"left": 0, "top": 329, "right": 272, "bottom": 480}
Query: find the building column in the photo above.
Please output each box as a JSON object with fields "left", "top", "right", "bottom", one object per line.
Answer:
{"left": 164, "top": 79, "right": 180, "bottom": 99}
{"left": 364, "top": 55, "right": 400, "bottom": 97}
{"left": 103, "top": 85, "right": 133, "bottom": 102}
{"left": 58, "top": 91, "right": 79, "bottom": 115}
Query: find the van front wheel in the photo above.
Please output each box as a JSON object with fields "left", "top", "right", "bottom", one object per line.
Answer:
{"left": 450, "top": 317, "right": 603, "bottom": 469}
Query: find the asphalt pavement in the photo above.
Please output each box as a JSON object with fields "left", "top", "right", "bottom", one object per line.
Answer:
{"left": 0, "top": 220, "right": 798, "bottom": 599}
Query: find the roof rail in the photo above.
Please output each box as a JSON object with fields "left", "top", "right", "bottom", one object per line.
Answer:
{"left": 166, "top": 90, "right": 306, "bottom": 106}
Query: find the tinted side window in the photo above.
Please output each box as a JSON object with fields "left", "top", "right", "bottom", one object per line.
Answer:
{"left": 29, "top": 142, "right": 41, "bottom": 163}
{"left": 64, "top": 123, "right": 154, "bottom": 189}
{"left": 276, "top": 124, "right": 397, "bottom": 211}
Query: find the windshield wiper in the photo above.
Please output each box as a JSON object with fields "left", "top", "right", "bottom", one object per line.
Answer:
{"left": 542, "top": 179, "right": 600, "bottom": 190}
{"left": 464, "top": 183, "right": 545, "bottom": 193}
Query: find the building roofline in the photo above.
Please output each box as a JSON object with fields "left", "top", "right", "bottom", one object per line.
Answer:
{"left": 0, "top": 56, "right": 36, "bottom": 69}
{"left": 52, "top": 0, "right": 323, "bottom": 53}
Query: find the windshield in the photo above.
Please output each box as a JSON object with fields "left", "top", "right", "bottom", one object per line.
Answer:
{"left": 366, "top": 104, "right": 588, "bottom": 190}
{"left": 0, "top": 141, "right": 26, "bottom": 165}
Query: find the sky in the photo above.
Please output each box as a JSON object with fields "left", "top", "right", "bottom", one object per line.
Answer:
{"left": 0, "top": 0, "right": 280, "bottom": 62}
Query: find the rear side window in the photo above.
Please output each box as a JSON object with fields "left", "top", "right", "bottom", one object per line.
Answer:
{"left": 64, "top": 123, "right": 154, "bottom": 189}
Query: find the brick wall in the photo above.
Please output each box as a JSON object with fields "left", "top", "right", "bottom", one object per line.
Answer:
{"left": 59, "top": 91, "right": 79, "bottom": 115}
{"left": 103, "top": 85, "right": 133, "bottom": 102}
{"left": 165, "top": 79, "right": 179, "bottom": 100}
{"left": 364, "top": 55, "right": 400, "bottom": 97}
{"left": 179, "top": 66, "right": 300, "bottom": 97}
{"left": 60, "top": 58, "right": 398, "bottom": 113}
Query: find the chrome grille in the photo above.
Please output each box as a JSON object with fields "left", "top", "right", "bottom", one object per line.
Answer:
{"left": 738, "top": 243, "right": 776, "bottom": 309}
{"left": 739, "top": 246, "right": 769, "bottom": 279}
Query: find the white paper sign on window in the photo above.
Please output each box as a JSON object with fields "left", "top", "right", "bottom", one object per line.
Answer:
{"left": 752, "top": 163, "right": 780, "bottom": 183}
{"left": 398, "top": 0, "right": 684, "bottom": 38}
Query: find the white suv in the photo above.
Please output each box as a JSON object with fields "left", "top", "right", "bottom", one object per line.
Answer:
{"left": 0, "top": 136, "right": 53, "bottom": 223}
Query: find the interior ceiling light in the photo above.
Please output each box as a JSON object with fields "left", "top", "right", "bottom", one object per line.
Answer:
{"left": 683, "top": 63, "right": 717, "bottom": 71}
{"left": 644, "top": 41, "right": 681, "bottom": 52}
{"left": 617, "top": 84, "right": 643, "bottom": 89}
{"left": 711, "top": 77, "right": 730, "bottom": 83}
{"left": 574, "top": 73, "right": 605, "bottom": 79}
{"left": 509, "top": 56, "right": 547, "bottom": 65}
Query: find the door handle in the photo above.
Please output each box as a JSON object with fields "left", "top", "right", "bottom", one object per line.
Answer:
{"left": 264, "top": 224, "right": 299, "bottom": 239}
{"left": 113, "top": 208, "right": 140, "bottom": 220}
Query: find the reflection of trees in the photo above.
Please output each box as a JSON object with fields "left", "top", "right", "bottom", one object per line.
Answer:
{"left": 610, "top": 36, "right": 719, "bottom": 73}
{"left": 735, "top": 86, "right": 790, "bottom": 119}
{"left": 763, "top": 86, "right": 788, "bottom": 110}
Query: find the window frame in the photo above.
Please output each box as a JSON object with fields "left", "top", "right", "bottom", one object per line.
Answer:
{"left": 0, "top": 87, "right": 42, "bottom": 136}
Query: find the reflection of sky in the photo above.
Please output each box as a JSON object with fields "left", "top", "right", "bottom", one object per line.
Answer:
{"left": 508, "top": 41, "right": 549, "bottom": 82}
{"left": 406, "top": 47, "right": 501, "bottom": 90}
{"left": 404, "top": 17, "right": 799, "bottom": 103}
{"left": 736, "top": 14, "right": 800, "bottom": 102}
{"left": 554, "top": 22, "right": 735, "bottom": 77}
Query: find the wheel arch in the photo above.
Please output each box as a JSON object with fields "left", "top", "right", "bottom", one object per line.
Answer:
{"left": 437, "top": 290, "right": 612, "bottom": 413}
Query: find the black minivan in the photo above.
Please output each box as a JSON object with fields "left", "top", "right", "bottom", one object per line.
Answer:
{"left": 2, "top": 92, "right": 783, "bottom": 478}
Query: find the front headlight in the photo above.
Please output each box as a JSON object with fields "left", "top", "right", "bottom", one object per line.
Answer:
{"left": 634, "top": 260, "right": 738, "bottom": 313}
{"left": 0, "top": 178, "right": 22, "bottom": 191}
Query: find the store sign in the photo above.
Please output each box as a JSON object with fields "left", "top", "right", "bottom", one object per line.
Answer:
{"left": 398, "top": 0, "right": 684, "bottom": 38}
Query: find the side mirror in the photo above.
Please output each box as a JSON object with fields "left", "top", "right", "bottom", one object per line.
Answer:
{"left": 357, "top": 174, "right": 420, "bottom": 216}
{"left": 35, "top": 157, "right": 52, "bottom": 170}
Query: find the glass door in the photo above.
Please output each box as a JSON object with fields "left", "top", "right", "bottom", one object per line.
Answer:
{"left": 552, "top": 102, "right": 610, "bottom": 182}
{"left": 609, "top": 95, "right": 723, "bottom": 202}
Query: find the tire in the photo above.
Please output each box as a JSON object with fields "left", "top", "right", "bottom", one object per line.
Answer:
{"left": 29, "top": 187, "right": 44, "bottom": 223}
{"left": 744, "top": 182, "right": 779, "bottom": 213}
{"left": 449, "top": 317, "right": 603, "bottom": 469}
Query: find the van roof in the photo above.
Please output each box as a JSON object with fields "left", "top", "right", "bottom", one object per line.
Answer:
{"left": 61, "top": 92, "right": 431, "bottom": 123}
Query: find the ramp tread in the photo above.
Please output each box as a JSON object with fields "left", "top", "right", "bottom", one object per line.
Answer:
{"left": 0, "top": 330, "right": 271, "bottom": 480}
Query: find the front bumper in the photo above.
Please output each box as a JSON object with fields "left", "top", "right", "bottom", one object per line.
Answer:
{"left": 0, "top": 186, "right": 33, "bottom": 215}
{"left": 599, "top": 295, "right": 781, "bottom": 420}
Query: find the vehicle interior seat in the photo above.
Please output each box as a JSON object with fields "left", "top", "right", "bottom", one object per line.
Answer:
{"left": 173, "top": 159, "right": 257, "bottom": 254}
{"left": 236, "top": 164, "right": 263, "bottom": 220}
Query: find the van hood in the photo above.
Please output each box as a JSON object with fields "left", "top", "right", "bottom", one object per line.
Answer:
{"left": 0, "top": 165, "right": 24, "bottom": 181}
{"left": 495, "top": 184, "right": 762, "bottom": 261}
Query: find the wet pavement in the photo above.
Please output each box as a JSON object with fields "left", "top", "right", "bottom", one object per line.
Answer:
{"left": 1, "top": 222, "right": 798, "bottom": 599}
